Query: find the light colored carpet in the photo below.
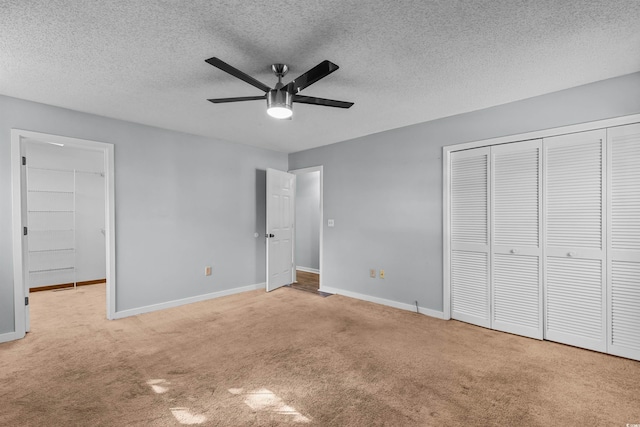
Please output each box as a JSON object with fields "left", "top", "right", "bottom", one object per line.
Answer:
{"left": 1, "top": 283, "right": 639, "bottom": 426}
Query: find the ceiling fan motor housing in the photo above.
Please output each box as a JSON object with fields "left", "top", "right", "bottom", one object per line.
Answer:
{"left": 267, "top": 88, "right": 292, "bottom": 110}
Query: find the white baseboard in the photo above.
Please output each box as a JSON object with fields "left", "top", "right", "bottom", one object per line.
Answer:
{"left": 320, "top": 286, "right": 445, "bottom": 320}
{"left": 0, "top": 330, "right": 24, "bottom": 344}
{"left": 112, "top": 283, "right": 265, "bottom": 319}
{"left": 296, "top": 266, "right": 320, "bottom": 274}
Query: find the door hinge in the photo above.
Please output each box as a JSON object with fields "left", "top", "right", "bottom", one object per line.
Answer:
{"left": 25, "top": 296, "right": 29, "bottom": 306}
{"left": 22, "top": 156, "right": 26, "bottom": 166}
{"left": 23, "top": 226, "right": 28, "bottom": 236}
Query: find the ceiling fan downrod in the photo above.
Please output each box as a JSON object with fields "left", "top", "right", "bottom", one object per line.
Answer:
{"left": 267, "top": 64, "right": 293, "bottom": 118}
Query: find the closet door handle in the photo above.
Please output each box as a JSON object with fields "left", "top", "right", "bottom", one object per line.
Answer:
{"left": 567, "top": 251, "right": 577, "bottom": 257}
{"left": 510, "top": 248, "right": 519, "bottom": 254}
{"left": 265, "top": 233, "right": 275, "bottom": 238}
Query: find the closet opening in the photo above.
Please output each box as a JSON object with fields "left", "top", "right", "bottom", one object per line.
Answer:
{"left": 11, "top": 129, "right": 116, "bottom": 340}
{"left": 26, "top": 140, "right": 106, "bottom": 294}
{"left": 442, "top": 113, "right": 640, "bottom": 362}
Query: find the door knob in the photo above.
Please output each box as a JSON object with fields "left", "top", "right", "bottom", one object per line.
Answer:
{"left": 510, "top": 248, "right": 519, "bottom": 254}
{"left": 568, "top": 251, "right": 576, "bottom": 257}
{"left": 265, "top": 233, "right": 275, "bottom": 238}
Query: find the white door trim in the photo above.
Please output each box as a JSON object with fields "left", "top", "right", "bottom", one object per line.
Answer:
{"left": 289, "top": 166, "right": 324, "bottom": 291}
{"left": 10, "top": 129, "right": 117, "bottom": 341}
{"left": 443, "top": 113, "right": 640, "bottom": 321}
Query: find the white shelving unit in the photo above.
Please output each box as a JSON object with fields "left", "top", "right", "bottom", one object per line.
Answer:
{"left": 27, "top": 167, "right": 77, "bottom": 289}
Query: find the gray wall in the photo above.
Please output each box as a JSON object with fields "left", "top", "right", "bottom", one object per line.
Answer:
{"left": 295, "top": 171, "right": 320, "bottom": 270}
{"left": 0, "top": 95, "right": 287, "bottom": 334}
{"left": 289, "top": 72, "right": 640, "bottom": 313}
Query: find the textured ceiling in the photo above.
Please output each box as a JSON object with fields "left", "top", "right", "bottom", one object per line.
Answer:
{"left": 1, "top": 1, "right": 639, "bottom": 153}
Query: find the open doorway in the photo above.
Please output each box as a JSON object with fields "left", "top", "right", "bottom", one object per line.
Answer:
{"left": 25, "top": 141, "right": 106, "bottom": 293}
{"left": 11, "top": 130, "right": 116, "bottom": 341}
{"left": 290, "top": 166, "right": 323, "bottom": 294}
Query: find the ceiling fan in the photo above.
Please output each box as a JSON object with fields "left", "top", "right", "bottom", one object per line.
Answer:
{"left": 205, "top": 57, "right": 354, "bottom": 119}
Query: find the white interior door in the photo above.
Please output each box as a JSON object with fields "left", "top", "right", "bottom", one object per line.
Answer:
{"left": 607, "top": 123, "right": 640, "bottom": 360}
{"left": 491, "top": 140, "right": 543, "bottom": 339}
{"left": 266, "top": 168, "right": 295, "bottom": 292}
{"left": 450, "top": 148, "right": 491, "bottom": 328}
{"left": 544, "top": 130, "right": 607, "bottom": 352}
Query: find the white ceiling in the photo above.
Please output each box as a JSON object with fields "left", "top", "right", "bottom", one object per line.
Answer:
{"left": 1, "top": 1, "right": 639, "bottom": 153}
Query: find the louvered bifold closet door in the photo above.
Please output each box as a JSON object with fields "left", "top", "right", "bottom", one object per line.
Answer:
{"left": 607, "top": 123, "right": 640, "bottom": 361}
{"left": 450, "top": 148, "right": 491, "bottom": 328}
{"left": 491, "top": 140, "right": 543, "bottom": 339}
{"left": 544, "top": 130, "right": 607, "bottom": 352}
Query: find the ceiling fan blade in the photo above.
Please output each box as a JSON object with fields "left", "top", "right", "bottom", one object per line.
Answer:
{"left": 282, "top": 60, "right": 339, "bottom": 94}
{"left": 207, "top": 95, "right": 266, "bottom": 104}
{"left": 205, "top": 57, "right": 271, "bottom": 93}
{"left": 293, "top": 95, "right": 354, "bottom": 109}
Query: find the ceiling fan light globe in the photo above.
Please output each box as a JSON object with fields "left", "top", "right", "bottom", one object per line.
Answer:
{"left": 267, "top": 106, "right": 293, "bottom": 119}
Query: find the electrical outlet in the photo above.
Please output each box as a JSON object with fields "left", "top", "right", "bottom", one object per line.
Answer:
{"left": 369, "top": 269, "right": 376, "bottom": 278}
{"left": 205, "top": 266, "right": 212, "bottom": 276}
{"left": 379, "top": 269, "right": 385, "bottom": 279}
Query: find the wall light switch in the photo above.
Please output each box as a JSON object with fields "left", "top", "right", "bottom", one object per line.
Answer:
{"left": 328, "top": 219, "right": 335, "bottom": 227}
{"left": 205, "top": 266, "right": 212, "bottom": 276}
{"left": 379, "top": 269, "right": 385, "bottom": 279}
{"left": 370, "top": 269, "right": 376, "bottom": 278}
